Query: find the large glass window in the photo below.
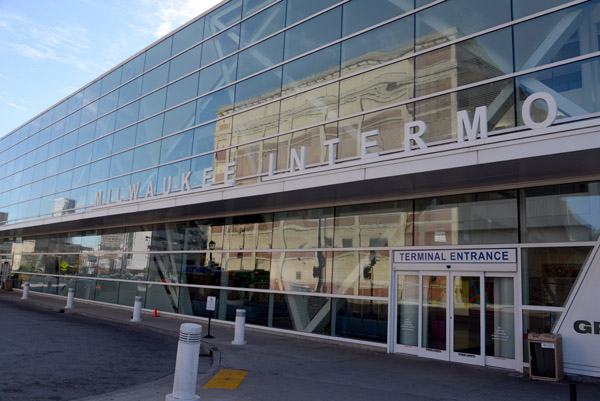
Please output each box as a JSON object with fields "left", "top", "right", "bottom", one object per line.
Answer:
{"left": 272, "top": 208, "right": 333, "bottom": 249}
{"left": 201, "top": 25, "right": 240, "bottom": 66}
{"left": 522, "top": 182, "right": 600, "bottom": 242}
{"left": 284, "top": 8, "right": 341, "bottom": 60}
{"left": 121, "top": 53, "right": 146, "bottom": 83}
{"left": 195, "top": 86, "right": 235, "bottom": 125}
{"left": 339, "top": 60, "right": 414, "bottom": 117}
{"left": 275, "top": 123, "right": 336, "bottom": 170}
{"left": 163, "top": 102, "right": 196, "bottom": 136}
{"left": 414, "top": 191, "right": 519, "bottom": 245}
{"left": 516, "top": 57, "right": 600, "bottom": 122}
{"left": 159, "top": 130, "right": 193, "bottom": 164}
{"left": 270, "top": 251, "right": 332, "bottom": 294}
{"left": 237, "top": 34, "right": 284, "bottom": 80}
{"left": 334, "top": 298, "right": 388, "bottom": 343}
{"left": 243, "top": 0, "right": 275, "bottom": 18}
{"left": 416, "top": 0, "right": 511, "bottom": 51}
{"left": 514, "top": 1, "right": 600, "bottom": 71}
{"left": 415, "top": 28, "right": 513, "bottom": 97}
{"left": 133, "top": 142, "right": 161, "bottom": 171}
{"left": 136, "top": 114, "right": 164, "bottom": 145}
{"left": 337, "top": 103, "right": 414, "bottom": 159}
{"left": 223, "top": 214, "right": 274, "bottom": 251}
{"left": 198, "top": 55, "right": 238, "bottom": 95}
{"left": 168, "top": 46, "right": 202, "bottom": 82}
{"left": 282, "top": 45, "right": 340, "bottom": 94}
{"left": 139, "top": 88, "right": 167, "bottom": 120}
{"left": 204, "top": 0, "right": 242, "bottom": 37}
{"left": 142, "top": 63, "right": 169, "bottom": 95}
{"left": 332, "top": 250, "right": 390, "bottom": 297}
{"left": 231, "top": 102, "right": 280, "bottom": 146}
{"left": 334, "top": 200, "right": 413, "bottom": 248}
{"left": 112, "top": 126, "right": 136, "bottom": 153}
{"left": 342, "top": 0, "right": 413, "bottom": 37}
{"left": 415, "top": 79, "right": 515, "bottom": 144}
{"left": 118, "top": 77, "right": 143, "bottom": 107}
{"left": 144, "top": 38, "right": 173, "bottom": 72}
{"left": 100, "top": 68, "right": 122, "bottom": 96}
{"left": 165, "top": 73, "right": 199, "bottom": 109}
{"left": 286, "top": 0, "right": 338, "bottom": 26}
{"left": 172, "top": 18, "right": 205, "bottom": 56}
{"left": 522, "top": 246, "right": 592, "bottom": 307}
{"left": 234, "top": 67, "right": 282, "bottom": 110}
{"left": 341, "top": 17, "right": 414, "bottom": 75}
{"left": 512, "top": 0, "right": 572, "bottom": 19}
{"left": 240, "top": 1, "right": 285, "bottom": 47}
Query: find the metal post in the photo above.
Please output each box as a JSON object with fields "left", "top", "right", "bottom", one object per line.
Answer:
{"left": 232, "top": 309, "right": 247, "bottom": 345}
{"left": 21, "top": 282, "right": 30, "bottom": 300}
{"left": 166, "top": 323, "right": 202, "bottom": 401}
{"left": 65, "top": 288, "right": 75, "bottom": 309}
{"left": 570, "top": 383, "right": 577, "bottom": 401}
{"left": 131, "top": 296, "right": 142, "bottom": 322}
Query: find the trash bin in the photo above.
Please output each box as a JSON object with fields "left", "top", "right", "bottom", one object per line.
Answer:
{"left": 528, "top": 333, "right": 563, "bottom": 382}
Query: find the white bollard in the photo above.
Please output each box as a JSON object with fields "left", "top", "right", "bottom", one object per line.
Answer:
{"left": 232, "top": 309, "right": 247, "bottom": 345}
{"left": 65, "top": 288, "right": 75, "bottom": 309}
{"left": 131, "top": 296, "right": 143, "bottom": 322}
{"left": 166, "top": 323, "right": 202, "bottom": 401}
{"left": 21, "top": 282, "right": 30, "bottom": 300}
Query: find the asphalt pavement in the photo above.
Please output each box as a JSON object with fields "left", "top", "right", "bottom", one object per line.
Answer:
{"left": 0, "top": 289, "right": 598, "bottom": 401}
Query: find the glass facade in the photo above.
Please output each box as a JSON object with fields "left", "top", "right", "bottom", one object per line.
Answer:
{"left": 1, "top": 0, "right": 600, "bottom": 223}
{"left": 0, "top": 0, "right": 599, "bottom": 350}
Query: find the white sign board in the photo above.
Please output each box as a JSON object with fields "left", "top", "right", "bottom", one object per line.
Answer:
{"left": 393, "top": 248, "right": 517, "bottom": 271}
{"left": 557, "top": 246, "right": 600, "bottom": 377}
{"left": 206, "top": 296, "right": 216, "bottom": 311}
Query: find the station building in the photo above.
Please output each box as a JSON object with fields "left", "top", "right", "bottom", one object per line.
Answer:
{"left": 1, "top": 0, "right": 599, "bottom": 377}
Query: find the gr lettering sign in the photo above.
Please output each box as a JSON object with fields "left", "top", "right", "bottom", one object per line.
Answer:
{"left": 574, "top": 320, "right": 600, "bottom": 335}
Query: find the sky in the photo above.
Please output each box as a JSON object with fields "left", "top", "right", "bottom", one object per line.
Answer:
{"left": 0, "top": 0, "right": 223, "bottom": 137}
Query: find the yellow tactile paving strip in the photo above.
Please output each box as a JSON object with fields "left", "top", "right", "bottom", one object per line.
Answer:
{"left": 202, "top": 369, "right": 248, "bottom": 389}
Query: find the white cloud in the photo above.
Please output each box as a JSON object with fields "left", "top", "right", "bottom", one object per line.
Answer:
{"left": 5, "top": 101, "right": 27, "bottom": 111}
{"left": 137, "top": 0, "right": 222, "bottom": 38}
{"left": 0, "top": 10, "right": 95, "bottom": 71}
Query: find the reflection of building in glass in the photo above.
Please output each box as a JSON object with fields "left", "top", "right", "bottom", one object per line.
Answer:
{"left": 52, "top": 198, "right": 76, "bottom": 217}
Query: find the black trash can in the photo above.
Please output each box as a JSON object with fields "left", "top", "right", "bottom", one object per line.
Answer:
{"left": 528, "top": 333, "right": 563, "bottom": 382}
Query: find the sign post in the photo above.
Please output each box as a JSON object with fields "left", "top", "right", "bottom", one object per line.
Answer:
{"left": 204, "top": 296, "right": 216, "bottom": 338}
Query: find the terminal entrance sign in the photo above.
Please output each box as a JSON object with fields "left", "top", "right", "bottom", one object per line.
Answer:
{"left": 393, "top": 248, "right": 517, "bottom": 271}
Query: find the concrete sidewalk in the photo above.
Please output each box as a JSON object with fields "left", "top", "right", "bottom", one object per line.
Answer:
{"left": 2, "top": 289, "right": 598, "bottom": 401}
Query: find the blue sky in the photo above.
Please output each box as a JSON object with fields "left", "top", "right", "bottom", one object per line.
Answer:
{"left": 0, "top": 0, "right": 222, "bottom": 137}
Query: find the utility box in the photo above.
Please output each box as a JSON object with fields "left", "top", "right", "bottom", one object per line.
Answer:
{"left": 528, "top": 333, "right": 563, "bottom": 382}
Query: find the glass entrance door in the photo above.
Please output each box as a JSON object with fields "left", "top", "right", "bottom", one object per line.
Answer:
{"left": 484, "top": 276, "right": 516, "bottom": 369}
{"left": 420, "top": 273, "right": 449, "bottom": 360}
{"left": 450, "top": 273, "right": 484, "bottom": 365}
{"left": 395, "top": 271, "right": 515, "bottom": 368}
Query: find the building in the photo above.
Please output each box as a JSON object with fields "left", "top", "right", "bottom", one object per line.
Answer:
{"left": 1, "top": 0, "right": 600, "bottom": 377}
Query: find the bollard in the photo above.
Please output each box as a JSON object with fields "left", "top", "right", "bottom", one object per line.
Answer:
{"left": 570, "top": 383, "right": 577, "bottom": 401}
{"left": 166, "top": 323, "right": 202, "bottom": 401}
{"left": 65, "top": 288, "right": 75, "bottom": 309}
{"left": 131, "top": 296, "right": 142, "bottom": 322}
{"left": 21, "top": 282, "right": 30, "bottom": 300}
{"left": 232, "top": 309, "right": 247, "bottom": 345}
